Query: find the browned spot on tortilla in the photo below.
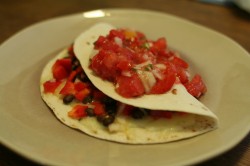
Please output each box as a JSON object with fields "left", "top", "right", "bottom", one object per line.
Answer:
{"left": 171, "top": 89, "right": 177, "bottom": 95}
{"left": 86, "top": 41, "right": 90, "bottom": 45}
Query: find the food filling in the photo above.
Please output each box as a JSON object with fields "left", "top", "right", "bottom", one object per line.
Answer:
{"left": 90, "top": 29, "right": 207, "bottom": 98}
{"left": 43, "top": 45, "right": 194, "bottom": 127}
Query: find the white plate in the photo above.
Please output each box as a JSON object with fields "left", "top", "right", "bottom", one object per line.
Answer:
{"left": 0, "top": 9, "right": 249, "bottom": 166}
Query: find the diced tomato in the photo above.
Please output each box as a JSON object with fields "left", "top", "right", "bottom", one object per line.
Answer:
{"left": 116, "top": 60, "right": 132, "bottom": 71}
{"left": 116, "top": 74, "right": 145, "bottom": 98}
{"left": 43, "top": 80, "right": 61, "bottom": 93}
{"left": 75, "top": 88, "right": 91, "bottom": 101}
{"left": 93, "top": 90, "right": 106, "bottom": 101}
{"left": 67, "top": 71, "right": 77, "bottom": 82}
{"left": 135, "top": 31, "right": 146, "bottom": 40}
{"left": 59, "top": 81, "right": 76, "bottom": 95}
{"left": 54, "top": 58, "right": 72, "bottom": 72}
{"left": 155, "top": 38, "right": 167, "bottom": 50}
{"left": 158, "top": 50, "right": 171, "bottom": 58}
{"left": 94, "top": 36, "right": 106, "bottom": 49}
{"left": 150, "top": 73, "right": 176, "bottom": 94}
{"left": 100, "top": 41, "right": 119, "bottom": 52}
{"left": 150, "top": 38, "right": 167, "bottom": 54}
{"left": 92, "top": 102, "right": 105, "bottom": 116}
{"left": 157, "top": 50, "right": 176, "bottom": 60}
{"left": 150, "top": 111, "right": 172, "bottom": 119}
{"left": 150, "top": 111, "right": 162, "bottom": 119}
{"left": 103, "top": 53, "right": 118, "bottom": 69}
{"left": 68, "top": 45, "right": 75, "bottom": 57}
{"left": 109, "top": 29, "right": 124, "bottom": 40}
{"left": 171, "top": 56, "right": 189, "bottom": 69}
{"left": 150, "top": 63, "right": 176, "bottom": 94}
{"left": 177, "top": 112, "right": 188, "bottom": 116}
{"left": 52, "top": 65, "right": 68, "bottom": 81}
{"left": 161, "top": 111, "right": 173, "bottom": 119}
{"left": 91, "top": 50, "right": 117, "bottom": 81}
{"left": 68, "top": 67, "right": 83, "bottom": 82}
{"left": 52, "top": 59, "right": 72, "bottom": 81}
{"left": 68, "top": 105, "right": 88, "bottom": 119}
{"left": 91, "top": 51, "right": 104, "bottom": 70}
{"left": 184, "top": 74, "right": 207, "bottom": 98}
{"left": 176, "top": 66, "right": 189, "bottom": 84}
{"left": 60, "top": 59, "right": 72, "bottom": 71}
{"left": 74, "top": 82, "right": 88, "bottom": 91}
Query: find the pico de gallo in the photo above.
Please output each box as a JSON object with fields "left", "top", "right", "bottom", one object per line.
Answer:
{"left": 42, "top": 45, "right": 190, "bottom": 127}
{"left": 90, "top": 29, "right": 207, "bottom": 98}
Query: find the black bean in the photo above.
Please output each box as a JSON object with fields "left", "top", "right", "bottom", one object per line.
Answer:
{"left": 102, "top": 97, "right": 115, "bottom": 104}
{"left": 131, "top": 108, "right": 147, "bottom": 119}
{"left": 77, "top": 72, "right": 89, "bottom": 82}
{"left": 97, "top": 114, "right": 115, "bottom": 126}
{"left": 105, "top": 103, "right": 117, "bottom": 114}
{"left": 142, "top": 109, "right": 150, "bottom": 116}
{"left": 102, "top": 114, "right": 115, "bottom": 126}
{"left": 70, "top": 55, "right": 77, "bottom": 61}
{"left": 106, "top": 109, "right": 117, "bottom": 116}
{"left": 63, "top": 94, "right": 75, "bottom": 104}
{"left": 97, "top": 115, "right": 105, "bottom": 123}
{"left": 86, "top": 108, "right": 95, "bottom": 117}
{"left": 72, "top": 59, "right": 80, "bottom": 70}
{"left": 82, "top": 95, "right": 93, "bottom": 104}
{"left": 105, "top": 103, "right": 118, "bottom": 116}
{"left": 103, "top": 97, "right": 117, "bottom": 115}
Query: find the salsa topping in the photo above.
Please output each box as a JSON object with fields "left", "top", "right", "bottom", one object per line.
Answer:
{"left": 90, "top": 29, "right": 207, "bottom": 98}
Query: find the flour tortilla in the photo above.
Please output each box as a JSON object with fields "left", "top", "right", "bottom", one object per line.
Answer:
{"left": 73, "top": 23, "right": 218, "bottom": 115}
{"left": 40, "top": 24, "right": 218, "bottom": 144}
{"left": 40, "top": 50, "right": 218, "bottom": 144}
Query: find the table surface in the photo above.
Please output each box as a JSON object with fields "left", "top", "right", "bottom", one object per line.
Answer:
{"left": 0, "top": 0, "right": 249, "bottom": 165}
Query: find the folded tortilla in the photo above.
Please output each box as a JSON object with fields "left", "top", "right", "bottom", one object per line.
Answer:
{"left": 40, "top": 23, "right": 218, "bottom": 144}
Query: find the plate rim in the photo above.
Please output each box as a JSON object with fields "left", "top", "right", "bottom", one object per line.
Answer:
{"left": 0, "top": 8, "right": 249, "bottom": 166}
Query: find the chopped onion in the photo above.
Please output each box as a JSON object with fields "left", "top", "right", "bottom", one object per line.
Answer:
{"left": 88, "top": 104, "right": 95, "bottom": 109}
{"left": 152, "top": 69, "right": 164, "bottom": 80}
{"left": 142, "top": 53, "right": 149, "bottom": 60}
{"left": 151, "top": 64, "right": 166, "bottom": 80}
{"left": 121, "top": 71, "right": 132, "bottom": 77}
{"left": 154, "top": 63, "right": 166, "bottom": 70}
{"left": 114, "top": 37, "right": 123, "bottom": 47}
{"left": 185, "top": 70, "right": 190, "bottom": 78}
{"left": 137, "top": 70, "right": 156, "bottom": 93}
{"left": 134, "top": 60, "right": 152, "bottom": 70}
